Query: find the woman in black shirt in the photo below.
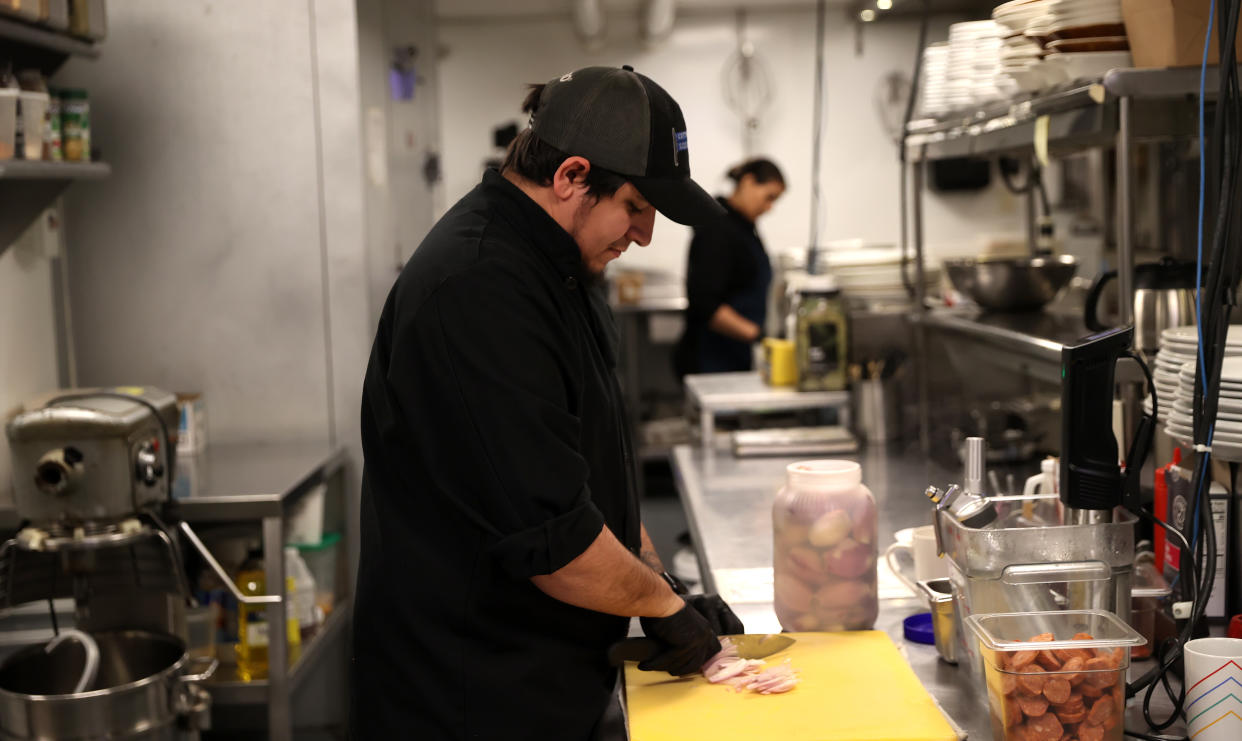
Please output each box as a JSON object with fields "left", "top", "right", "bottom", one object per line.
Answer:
{"left": 675, "top": 158, "right": 785, "bottom": 376}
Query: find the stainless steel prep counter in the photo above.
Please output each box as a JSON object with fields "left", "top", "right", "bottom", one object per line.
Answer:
{"left": 669, "top": 443, "right": 1186, "bottom": 738}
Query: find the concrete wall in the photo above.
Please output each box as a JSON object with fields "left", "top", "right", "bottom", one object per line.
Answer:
{"left": 0, "top": 221, "right": 61, "bottom": 508}
{"left": 356, "top": 0, "right": 443, "bottom": 325}
{"left": 56, "top": 0, "right": 369, "bottom": 470}
{"left": 435, "top": 8, "right": 1026, "bottom": 278}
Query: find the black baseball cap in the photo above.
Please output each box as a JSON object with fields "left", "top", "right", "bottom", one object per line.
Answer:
{"left": 529, "top": 65, "right": 724, "bottom": 226}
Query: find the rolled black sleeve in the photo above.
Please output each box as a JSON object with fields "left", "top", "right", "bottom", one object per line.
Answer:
{"left": 385, "top": 259, "right": 605, "bottom": 578}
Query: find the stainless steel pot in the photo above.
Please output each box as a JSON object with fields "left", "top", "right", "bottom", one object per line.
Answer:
{"left": 0, "top": 631, "right": 216, "bottom": 740}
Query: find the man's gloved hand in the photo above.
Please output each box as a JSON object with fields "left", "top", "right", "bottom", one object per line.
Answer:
{"left": 684, "top": 594, "right": 745, "bottom": 636}
{"left": 638, "top": 602, "right": 722, "bottom": 676}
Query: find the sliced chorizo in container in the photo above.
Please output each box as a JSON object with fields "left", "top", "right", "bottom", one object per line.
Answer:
{"left": 1036, "top": 649, "right": 1062, "bottom": 671}
{"left": 1026, "top": 710, "right": 1064, "bottom": 741}
{"left": 1055, "top": 706, "right": 1087, "bottom": 724}
{"left": 1011, "top": 649, "right": 1039, "bottom": 669}
{"left": 1086, "top": 694, "right": 1114, "bottom": 726}
{"left": 1017, "top": 664, "right": 1047, "bottom": 695}
{"left": 1018, "top": 693, "right": 1050, "bottom": 718}
{"left": 1005, "top": 697, "right": 1024, "bottom": 728}
{"left": 1083, "top": 658, "right": 1118, "bottom": 688}
{"left": 1043, "top": 677, "right": 1072, "bottom": 705}
{"left": 1060, "top": 656, "right": 1085, "bottom": 684}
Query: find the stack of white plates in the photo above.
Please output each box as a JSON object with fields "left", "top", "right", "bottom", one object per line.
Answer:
{"left": 1165, "top": 356, "right": 1242, "bottom": 453}
{"left": 820, "top": 246, "right": 940, "bottom": 302}
{"left": 919, "top": 43, "right": 951, "bottom": 117}
{"left": 1150, "top": 325, "right": 1242, "bottom": 426}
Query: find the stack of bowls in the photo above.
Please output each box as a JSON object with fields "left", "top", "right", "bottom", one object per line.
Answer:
{"left": 946, "top": 21, "right": 1007, "bottom": 109}
{"left": 1035, "top": 0, "right": 1132, "bottom": 83}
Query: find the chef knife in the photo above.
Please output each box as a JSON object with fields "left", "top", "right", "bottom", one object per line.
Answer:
{"left": 607, "top": 634, "right": 796, "bottom": 667}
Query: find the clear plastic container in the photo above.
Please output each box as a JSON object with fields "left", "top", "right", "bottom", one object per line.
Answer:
{"left": 936, "top": 495, "right": 1137, "bottom": 684}
{"left": 772, "top": 460, "right": 877, "bottom": 631}
{"left": 1130, "top": 548, "right": 1171, "bottom": 660}
{"left": 0, "top": 88, "right": 17, "bottom": 160}
{"left": 967, "top": 610, "right": 1145, "bottom": 741}
{"left": 18, "top": 91, "right": 48, "bottom": 160}
{"left": 295, "top": 532, "right": 340, "bottom": 616}
{"left": 285, "top": 546, "right": 319, "bottom": 641}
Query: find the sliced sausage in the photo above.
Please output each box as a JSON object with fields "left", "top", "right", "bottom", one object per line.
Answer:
{"left": 1017, "top": 664, "right": 1047, "bottom": 695}
{"left": 1086, "top": 694, "right": 1114, "bottom": 726}
{"left": 1018, "top": 694, "right": 1050, "bottom": 718}
{"left": 1036, "top": 650, "right": 1063, "bottom": 671}
{"left": 1060, "top": 656, "right": 1085, "bottom": 685}
{"left": 1043, "top": 677, "right": 1072, "bottom": 705}
{"left": 1027, "top": 710, "right": 1064, "bottom": 741}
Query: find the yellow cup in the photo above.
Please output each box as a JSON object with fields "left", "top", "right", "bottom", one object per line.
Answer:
{"left": 762, "top": 338, "right": 797, "bottom": 387}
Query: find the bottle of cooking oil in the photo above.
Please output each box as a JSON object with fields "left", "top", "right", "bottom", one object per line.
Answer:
{"left": 235, "top": 554, "right": 302, "bottom": 681}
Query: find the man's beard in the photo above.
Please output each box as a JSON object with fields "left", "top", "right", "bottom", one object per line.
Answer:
{"left": 569, "top": 198, "right": 609, "bottom": 286}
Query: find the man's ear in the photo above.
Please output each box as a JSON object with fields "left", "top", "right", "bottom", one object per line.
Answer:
{"left": 552, "top": 156, "right": 592, "bottom": 202}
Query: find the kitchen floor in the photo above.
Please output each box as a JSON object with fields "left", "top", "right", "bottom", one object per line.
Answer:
{"left": 639, "top": 460, "right": 695, "bottom": 578}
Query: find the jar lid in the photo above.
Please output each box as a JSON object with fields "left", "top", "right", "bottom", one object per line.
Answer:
{"left": 903, "top": 613, "right": 936, "bottom": 645}
{"left": 791, "top": 273, "right": 840, "bottom": 295}
{"left": 786, "top": 459, "right": 862, "bottom": 488}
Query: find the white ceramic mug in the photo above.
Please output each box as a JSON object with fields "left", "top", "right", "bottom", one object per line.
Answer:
{"left": 1184, "top": 637, "right": 1242, "bottom": 740}
{"left": 884, "top": 525, "right": 948, "bottom": 594}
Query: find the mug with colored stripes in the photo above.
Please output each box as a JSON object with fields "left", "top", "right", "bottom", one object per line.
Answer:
{"left": 1184, "top": 637, "right": 1242, "bottom": 740}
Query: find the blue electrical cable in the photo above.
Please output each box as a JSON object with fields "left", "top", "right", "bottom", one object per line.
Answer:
{"left": 1188, "top": 0, "right": 1217, "bottom": 563}
{"left": 1196, "top": 0, "right": 1216, "bottom": 393}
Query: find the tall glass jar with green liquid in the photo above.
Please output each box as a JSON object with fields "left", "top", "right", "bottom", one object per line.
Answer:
{"left": 794, "top": 276, "right": 848, "bottom": 392}
{"left": 235, "top": 562, "right": 302, "bottom": 681}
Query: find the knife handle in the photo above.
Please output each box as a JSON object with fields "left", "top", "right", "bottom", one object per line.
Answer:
{"left": 607, "top": 637, "right": 661, "bottom": 666}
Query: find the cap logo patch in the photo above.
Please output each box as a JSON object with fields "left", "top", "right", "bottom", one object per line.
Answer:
{"left": 673, "top": 129, "right": 688, "bottom": 165}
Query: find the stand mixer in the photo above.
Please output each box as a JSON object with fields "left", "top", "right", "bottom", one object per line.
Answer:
{"left": 0, "top": 388, "right": 280, "bottom": 741}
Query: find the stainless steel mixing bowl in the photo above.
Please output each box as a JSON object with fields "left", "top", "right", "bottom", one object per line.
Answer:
{"left": 943, "top": 255, "right": 1078, "bottom": 312}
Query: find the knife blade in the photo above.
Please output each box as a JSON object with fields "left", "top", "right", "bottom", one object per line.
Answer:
{"left": 607, "top": 633, "right": 796, "bottom": 667}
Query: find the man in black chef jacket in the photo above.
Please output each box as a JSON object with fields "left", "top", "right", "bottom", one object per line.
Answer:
{"left": 352, "top": 66, "right": 746, "bottom": 740}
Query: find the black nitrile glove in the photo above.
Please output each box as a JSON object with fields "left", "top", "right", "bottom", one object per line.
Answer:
{"left": 685, "top": 594, "right": 745, "bottom": 636}
{"left": 637, "top": 602, "right": 721, "bottom": 676}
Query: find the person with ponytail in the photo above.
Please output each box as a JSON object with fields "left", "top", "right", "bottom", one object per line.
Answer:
{"left": 675, "top": 157, "right": 786, "bottom": 376}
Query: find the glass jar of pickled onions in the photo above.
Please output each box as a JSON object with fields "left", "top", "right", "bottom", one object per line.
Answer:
{"left": 773, "top": 460, "right": 877, "bottom": 632}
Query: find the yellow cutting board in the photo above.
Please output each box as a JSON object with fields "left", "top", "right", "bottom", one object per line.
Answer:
{"left": 625, "top": 631, "right": 957, "bottom": 741}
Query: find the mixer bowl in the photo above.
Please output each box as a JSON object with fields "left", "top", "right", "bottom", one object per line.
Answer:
{"left": 944, "top": 255, "right": 1078, "bottom": 312}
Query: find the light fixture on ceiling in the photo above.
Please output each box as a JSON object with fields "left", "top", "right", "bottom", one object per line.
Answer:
{"left": 640, "top": 0, "right": 676, "bottom": 47}
{"left": 572, "top": 0, "right": 606, "bottom": 52}
{"left": 859, "top": 8, "right": 877, "bottom": 22}
{"left": 877, "top": 0, "right": 893, "bottom": 9}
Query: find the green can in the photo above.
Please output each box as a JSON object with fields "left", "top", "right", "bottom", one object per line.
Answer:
{"left": 60, "top": 88, "right": 89, "bottom": 162}
{"left": 46, "top": 87, "right": 62, "bottom": 161}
